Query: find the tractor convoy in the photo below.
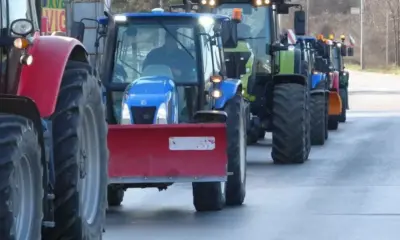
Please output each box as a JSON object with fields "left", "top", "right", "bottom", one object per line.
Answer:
{"left": 0, "top": 0, "right": 355, "bottom": 239}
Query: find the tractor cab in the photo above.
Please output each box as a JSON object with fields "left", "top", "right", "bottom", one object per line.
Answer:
{"left": 0, "top": 0, "right": 39, "bottom": 94}
{"left": 93, "top": 11, "right": 239, "bottom": 124}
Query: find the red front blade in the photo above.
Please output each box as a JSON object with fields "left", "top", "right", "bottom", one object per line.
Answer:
{"left": 107, "top": 124, "right": 227, "bottom": 183}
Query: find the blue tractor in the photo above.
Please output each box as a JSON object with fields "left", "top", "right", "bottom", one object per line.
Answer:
{"left": 297, "top": 36, "right": 329, "bottom": 145}
{"left": 90, "top": 9, "right": 247, "bottom": 211}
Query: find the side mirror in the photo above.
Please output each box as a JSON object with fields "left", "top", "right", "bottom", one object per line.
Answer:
{"left": 10, "top": 19, "right": 34, "bottom": 37}
{"left": 71, "top": 21, "right": 85, "bottom": 42}
{"left": 340, "top": 45, "right": 347, "bottom": 56}
{"left": 277, "top": 4, "right": 290, "bottom": 14}
{"left": 221, "top": 20, "right": 238, "bottom": 48}
{"left": 294, "top": 10, "right": 306, "bottom": 36}
{"left": 347, "top": 47, "right": 354, "bottom": 56}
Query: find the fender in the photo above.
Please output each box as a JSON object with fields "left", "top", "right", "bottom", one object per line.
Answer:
{"left": 273, "top": 74, "right": 307, "bottom": 86}
{"left": 311, "top": 72, "right": 326, "bottom": 89}
{"left": 310, "top": 78, "right": 328, "bottom": 95}
{"left": 215, "top": 78, "right": 241, "bottom": 109}
{"left": 278, "top": 48, "right": 302, "bottom": 74}
{"left": 329, "top": 71, "right": 340, "bottom": 92}
{"left": 18, "top": 36, "right": 88, "bottom": 118}
{"left": 124, "top": 76, "right": 177, "bottom": 124}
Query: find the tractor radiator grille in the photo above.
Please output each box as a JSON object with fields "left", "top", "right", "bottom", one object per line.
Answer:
{"left": 131, "top": 107, "right": 156, "bottom": 124}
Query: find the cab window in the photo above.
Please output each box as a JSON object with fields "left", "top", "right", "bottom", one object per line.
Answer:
{"left": 9, "top": 0, "right": 31, "bottom": 24}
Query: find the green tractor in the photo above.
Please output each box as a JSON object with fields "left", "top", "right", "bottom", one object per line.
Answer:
{"left": 178, "top": 0, "right": 311, "bottom": 164}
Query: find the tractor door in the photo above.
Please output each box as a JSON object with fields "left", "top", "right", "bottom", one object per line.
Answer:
{"left": 0, "top": 0, "right": 40, "bottom": 94}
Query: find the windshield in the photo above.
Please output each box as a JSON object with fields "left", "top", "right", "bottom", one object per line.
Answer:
{"left": 112, "top": 21, "right": 197, "bottom": 84}
{"left": 214, "top": 4, "right": 272, "bottom": 74}
{"left": 214, "top": 4, "right": 269, "bottom": 40}
{"left": 9, "top": 0, "right": 31, "bottom": 24}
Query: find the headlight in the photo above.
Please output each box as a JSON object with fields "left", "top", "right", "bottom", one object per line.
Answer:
{"left": 120, "top": 103, "right": 131, "bottom": 124}
{"left": 156, "top": 103, "right": 168, "bottom": 124}
{"left": 211, "top": 89, "right": 222, "bottom": 98}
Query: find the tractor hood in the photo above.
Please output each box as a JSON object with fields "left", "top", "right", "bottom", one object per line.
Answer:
{"left": 123, "top": 76, "right": 175, "bottom": 124}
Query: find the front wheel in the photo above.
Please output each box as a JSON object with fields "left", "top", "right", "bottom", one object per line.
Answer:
{"left": 108, "top": 186, "right": 125, "bottom": 207}
{"left": 272, "top": 83, "right": 309, "bottom": 164}
{"left": 44, "top": 61, "right": 109, "bottom": 239}
{"left": 0, "top": 114, "right": 43, "bottom": 240}
{"left": 224, "top": 94, "right": 247, "bottom": 206}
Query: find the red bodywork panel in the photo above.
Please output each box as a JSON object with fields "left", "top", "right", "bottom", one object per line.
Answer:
{"left": 18, "top": 35, "right": 86, "bottom": 117}
{"left": 330, "top": 71, "right": 339, "bottom": 92}
{"left": 108, "top": 124, "right": 228, "bottom": 183}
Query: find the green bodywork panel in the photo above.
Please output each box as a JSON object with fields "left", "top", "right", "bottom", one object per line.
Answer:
{"left": 224, "top": 41, "right": 255, "bottom": 101}
{"left": 278, "top": 50, "right": 295, "bottom": 74}
{"left": 339, "top": 70, "right": 350, "bottom": 88}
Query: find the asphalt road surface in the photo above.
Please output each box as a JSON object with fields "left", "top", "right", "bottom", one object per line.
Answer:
{"left": 105, "top": 71, "right": 400, "bottom": 240}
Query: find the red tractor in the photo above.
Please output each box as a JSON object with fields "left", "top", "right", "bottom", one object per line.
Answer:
{"left": 0, "top": 1, "right": 108, "bottom": 239}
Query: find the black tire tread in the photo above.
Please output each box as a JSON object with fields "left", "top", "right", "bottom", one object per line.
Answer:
{"left": 225, "top": 94, "right": 246, "bottom": 206}
{"left": 0, "top": 115, "right": 43, "bottom": 240}
{"left": 272, "top": 83, "right": 308, "bottom": 164}
{"left": 310, "top": 94, "right": 326, "bottom": 145}
{"left": 108, "top": 187, "right": 124, "bottom": 207}
{"left": 44, "top": 61, "right": 108, "bottom": 240}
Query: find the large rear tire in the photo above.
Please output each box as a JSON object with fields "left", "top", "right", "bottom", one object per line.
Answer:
{"left": 338, "top": 88, "right": 347, "bottom": 123}
{"left": 0, "top": 114, "right": 43, "bottom": 240}
{"left": 272, "top": 83, "right": 309, "bottom": 164}
{"left": 44, "top": 61, "right": 108, "bottom": 239}
{"left": 310, "top": 94, "right": 326, "bottom": 145}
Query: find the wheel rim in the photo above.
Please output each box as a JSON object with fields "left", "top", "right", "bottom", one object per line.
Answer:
{"left": 13, "top": 156, "right": 35, "bottom": 239}
{"left": 239, "top": 108, "right": 246, "bottom": 182}
{"left": 79, "top": 106, "right": 101, "bottom": 224}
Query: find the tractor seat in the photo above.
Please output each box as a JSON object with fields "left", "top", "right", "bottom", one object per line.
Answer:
{"left": 142, "top": 64, "right": 174, "bottom": 79}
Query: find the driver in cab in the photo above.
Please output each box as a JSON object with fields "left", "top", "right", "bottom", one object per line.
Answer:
{"left": 142, "top": 30, "right": 196, "bottom": 82}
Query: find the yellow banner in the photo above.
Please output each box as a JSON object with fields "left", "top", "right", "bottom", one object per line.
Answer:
{"left": 42, "top": 8, "right": 66, "bottom": 32}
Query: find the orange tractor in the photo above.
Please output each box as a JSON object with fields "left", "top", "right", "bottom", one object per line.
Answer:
{"left": 0, "top": 0, "right": 108, "bottom": 239}
{"left": 315, "top": 34, "right": 353, "bottom": 131}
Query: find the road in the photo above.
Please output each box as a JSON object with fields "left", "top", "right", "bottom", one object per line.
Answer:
{"left": 105, "top": 71, "right": 400, "bottom": 240}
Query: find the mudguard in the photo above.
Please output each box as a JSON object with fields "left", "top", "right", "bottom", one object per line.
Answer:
{"left": 328, "top": 91, "right": 342, "bottom": 115}
{"left": 329, "top": 71, "right": 340, "bottom": 92}
{"left": 311, "top": 72, "right": 326, "bottom": 89}
{"left": 122, "top": 76, "right": 178, "bottom": 124}
{"left": 278, "top": 48, "right": 302, "bottom": 74}
{"left": 18, "top": 35, "right": 87, "bottom": 117}
{"left": 108, "top": 123, "right": 228, "bottom": 183}
{"left": 273, "top": 74, "right": 307, "bottom": 86}
{"left": 214, "top": 79, "right": 241, "bottom": 109}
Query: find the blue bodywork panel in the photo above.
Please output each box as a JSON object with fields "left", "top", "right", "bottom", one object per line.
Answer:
{"left": 297, "top": 36, "right": 317, "bottom": 43}
{"left": 215, "top": 79, "right": 241, "bottom": 109}
{"left": 98, "top": 12, "right": 230, "bottom": 25}
{"left": 123, "top": 77, "right": 178, "bottom": 124}
{"left": 311, "top": 72, "right": 326, "bottom": 89}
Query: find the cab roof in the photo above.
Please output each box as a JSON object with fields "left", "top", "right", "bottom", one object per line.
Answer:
{"left": 98, "top": 12, "right": 231, "bottom": 25}
{"left": 297, "top": 36, "right": 317, "bottom": 41}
